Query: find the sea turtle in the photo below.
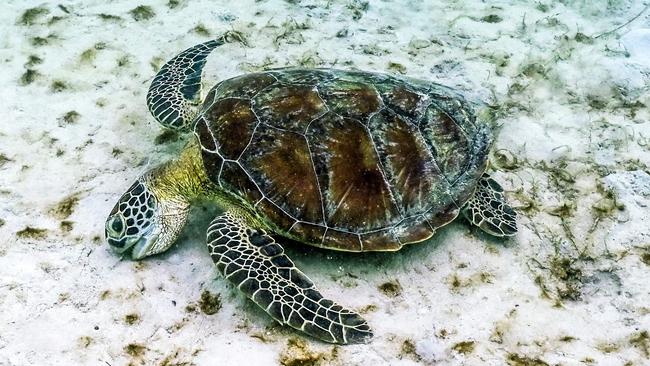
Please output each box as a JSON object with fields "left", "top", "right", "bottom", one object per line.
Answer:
{"left": 105, "top": 35, "right": 517, "bottom": 345}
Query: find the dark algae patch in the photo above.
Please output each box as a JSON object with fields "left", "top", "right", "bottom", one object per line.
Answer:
{"left": 18, "top": 7, "right": 49, "bottom": 25}
{"left": 129, "top": 6, "right": 155, "bottom": 21}
{"left": 559, "top": 335, "right": 576, "bottom": 342}
{"left": 50, "top": 80, "right": 68, "bottom": 93}
{"left": 630, "top": 330, "right": 649, "bottom": 358}
{"left": 26, "top": 55, "right": 43, "bottom": 67}
{"left": 346, "top": 0, "right": 369, "bottom": 21}
{"left": 124, "top": 343, "right": 146, "bottom": 357}
{"left": 50, "top": 194, "right": 79, "bottom": 219}
{"left": 185, "top": 304, "right": 197, "bottom": 313}
{"left": 193, "top": 24, "right": 210, "bottom": 37}
{"left": 641, "top": 252, "right": 650, "bottom": 266}
{"left": 399, "top": 339, "right": 421, "bottom": 361}
{"left": 97, "top": 13, "right": 122, "bottom": 22}
{"left": 19, "top": 69, "right": 40, "bottom": 86}
{"left": 378, "top": 280, "right": 402, "bottom": 297}
{"left": 506, "top": 353, "right": 550, "bottom": 366}
{"left": 574, "top": 32, "right": 594, "bottom": 44}
{"left": 279, "top": 338, "right": 333, "bottom": 366}
{"left": 549, "top": 256, "right": 583, "bottom": 301}
{"left": 60, "top": 221, "right": 73, "bottom": 232}
{"left": 30, "top": 36, "right": 50, "bottom": 47}
{"left": 116, "top": 55, "right": 131, "bottom": 67}
{"left": 0, "top": 154, "right": 12, "bottom": 168}
{"left": 198, "top": 290, "right": 221, "bottom": 315}
{"left": 167, "top": 0, "right": 182, "bottom": 9}
{"left": 16, "top": 227, "right": 48, "bottom": 239}
{"left": 452, "top": 341, "right": 475, "bottom": 354}
{"left": 124, "top": 313, "right": 140, "bottom": 325}
{"left": 61, "top": 111, "right": 81, "bottom": 125}
{"left": 481, "top": 14, "right": 503, "bottom": 23}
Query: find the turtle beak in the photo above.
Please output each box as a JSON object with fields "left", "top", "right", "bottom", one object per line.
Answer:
{"left": 130, "top": 232, "right": 161, "bottom": 260}
{"left": 107, "top": 235, "right": 142, "bottom": 256}
{"left": 106, "top": 225, "right": 159, "bottom": 260}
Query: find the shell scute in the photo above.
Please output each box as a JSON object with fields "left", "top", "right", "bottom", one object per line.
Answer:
{"left": 419, "top": 103, "right": 471, "bottom": 183}
{"left": 318, "top": 80, "right": 382, "bottom": 121}
{"left": 368, "top": 109, "right": 455, "bottom": 216}
{"left": 380, "top": 84, "right": 430, "bottom": 121}
{"left": 288, "top": 222, "right": 327, "bottom": 245}
{"left": 322, "top": 229, "right": 362, "bottom": 252}
{"left": 392, "top": 216, "right": 435, "bottom": 245}
{"left": 204, "top": 98, "right": 257, "bottom": 159}
{"left": 252, "top": 84, "right": 328, "bottom": 133}
{"left": 360, "top": 229, "right": 401, "bottom": 251}
{"left": 212, "top": 72, "right": 277, "bottom": 100}
{"left": 242, "top": 127, "right": 324, "bottom": 224}
{"left": 307, "top": 113, "right": 400, "bottom": 231}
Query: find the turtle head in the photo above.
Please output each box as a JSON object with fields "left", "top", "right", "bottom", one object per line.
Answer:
{"left": 105, "top": 173, "right": 190, "bottom": 260}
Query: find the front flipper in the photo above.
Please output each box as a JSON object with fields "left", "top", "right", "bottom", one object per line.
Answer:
{"left": 462, "top": 174, "right": 517, "bottom": 237}
{"left": 147, "top": 36, "right": 228, "bottom": 131}
{"left": 206, "top": 212, "right": 372, "bottom": 344}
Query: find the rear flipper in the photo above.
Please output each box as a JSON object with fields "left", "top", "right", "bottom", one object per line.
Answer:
{"left": 206, "top": 211, "right": 373, "bottom": 344}
{"left": 462, "top": 174, "right": 517, "bottom": 237}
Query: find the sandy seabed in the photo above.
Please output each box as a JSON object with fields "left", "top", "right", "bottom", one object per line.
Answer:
{"left": 1, "top": 1, "right": 649, "bottom": 365}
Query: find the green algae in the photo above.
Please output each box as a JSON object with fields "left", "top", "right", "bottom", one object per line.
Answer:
{"left": 641, "top": 252, "right": 650, "bottom": 266}
{"left": 387, "top": 62, "right": 406, "bottom": 74}
{"left": 50, "top": 80, "right": 68, "bottom": 93}
{"left": 61, "top": 111, "right": 81, "bottom": 125}
{"left": 124, "top": 313, "right": 140, "bottom": 325}
{"left": 279, "top": 338, "right": 334, "bottom": 366}
{"left": 168, "top": 0, "right": 182, "bottom": 9}
{"left": 50, "top": 194, "right": 79, "bottom": 219}
{"left": 97, "top": 13, "right": 122, "bottom": 22}
{"left": 378, "top": 280, "right": 402, "bottom": 297}
{"left": 124, "top": 343, "right": 146, "bottom": 357}
{"left": 630, "top": 331, "right": 649, "bottom": 358}
{"left": 506, "top": 353, "right": 550, "bottom": 366}
{"left": 575, "top": 32, "right": 594, "bottom": 44}
{"left": 19, "top": 69, "right": 41, "bottom": 86}
{"left": 26, "top": 55, "right": 43, "bottom": 67}
{"left": 347, "top": 1, "right": 369, "bottom": 20}
{"left": 60, "top": 221, "right": 73, "bottom": 232}
{"left": 18, "top": 7, "right": 49, "bottom": 26}
{"left": 129, "top": 6, "right": 155, "bottom": 21}
{"left": 116, "top": 55, "right": 131, "bottom": 67}
{"left": 400, "top": 339, "right": 422, "bottom": 361}
{"left": 193, "top": 24, "right": 210, "bottom": 37}
{"left": 452, "top": 341, "right": 476, "bottom": 354}
{"left": 16, "top": 227, "right": 48, "bottom": 239}
{"left": 30, "top": 37, "right": 49, "bottom": 46}
{"left": 198, "top": 290, "right": 221, "bottom": 315}
{"left": 481, "top": 14, "right": 503, "bottom": 23}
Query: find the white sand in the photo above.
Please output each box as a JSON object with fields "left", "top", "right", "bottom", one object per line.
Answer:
{"left": 1, "top": 1, "right": 649, "bottom": 365}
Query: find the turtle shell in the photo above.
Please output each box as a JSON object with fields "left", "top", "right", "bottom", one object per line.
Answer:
{"left": 194, "top": 69, "right": 491, "bottom": 252}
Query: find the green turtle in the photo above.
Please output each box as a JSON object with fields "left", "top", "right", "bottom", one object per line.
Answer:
{"left": 105, "top": 35, "right": 517, "bottom": 345}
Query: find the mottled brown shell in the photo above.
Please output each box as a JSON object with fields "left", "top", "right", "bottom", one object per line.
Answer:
{"left": 194, "top": 69, "right": 491, "bottom": 252}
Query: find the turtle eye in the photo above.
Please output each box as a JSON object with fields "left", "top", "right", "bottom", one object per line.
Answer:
{"left": 107, "top": 215, "right": 125, "bottom": 236}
